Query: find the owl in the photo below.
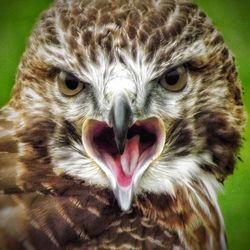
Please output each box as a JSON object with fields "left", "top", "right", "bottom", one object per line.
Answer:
{"left": 0, "top": 0, "right": 245, "bottom": 249}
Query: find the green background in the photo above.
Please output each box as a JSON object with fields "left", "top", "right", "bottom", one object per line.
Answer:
{"left": 0, "top": 1, "right": 249, "bottom": 249}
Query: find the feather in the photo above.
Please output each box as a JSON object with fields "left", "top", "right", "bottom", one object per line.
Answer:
{"left": 0, "top": 0, "right": 245, "bottom": 249}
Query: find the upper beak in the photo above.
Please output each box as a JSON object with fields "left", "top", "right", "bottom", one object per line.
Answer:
{"left": 109, "top": 92, "right": 133, "bottom": 155}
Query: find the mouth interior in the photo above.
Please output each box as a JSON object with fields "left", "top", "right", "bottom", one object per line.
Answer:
{"left": 94, "top": 124, "right": 156, "bottom": 157}
{"left": 83, "top": 118, "right": 162, "bottom": 187}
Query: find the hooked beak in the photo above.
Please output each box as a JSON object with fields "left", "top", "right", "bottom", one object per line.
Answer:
{"left": 109, "top": 93, "right": 133, "bottom": 154}
{"left": 82, "top": 92, "right": 166, "bottom": 212}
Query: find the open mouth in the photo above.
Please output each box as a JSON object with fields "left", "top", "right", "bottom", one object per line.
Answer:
{"left": 82, "top": 117, "right": 165, "bottom": 189}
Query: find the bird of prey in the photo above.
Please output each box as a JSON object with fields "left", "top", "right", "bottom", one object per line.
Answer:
{"left": 0, "top": 0, "right": 245, "bottom": 249}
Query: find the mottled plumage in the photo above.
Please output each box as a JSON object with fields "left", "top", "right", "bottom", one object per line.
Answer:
{"left": 0, "top": 0, "right": 245, "bottom": 249}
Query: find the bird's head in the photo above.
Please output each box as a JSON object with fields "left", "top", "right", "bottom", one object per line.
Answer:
{"left": 10, "top": 0, "right": 244, "bottom": 211}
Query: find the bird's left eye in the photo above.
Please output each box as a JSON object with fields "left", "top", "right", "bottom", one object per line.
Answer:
{"left": 158, "top": 66, "right": 187, "bottom": 92}
{"left": 58, "top": 71, "right": 85, "bottom": 96}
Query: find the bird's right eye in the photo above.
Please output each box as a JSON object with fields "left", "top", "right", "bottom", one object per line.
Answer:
{"left": 58, "top": 71, "right": 85, "bottom": 96}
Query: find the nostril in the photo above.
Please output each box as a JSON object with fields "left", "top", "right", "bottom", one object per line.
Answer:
{"left": 128, "top": 92, "right": 136, "bottom": 104}
{"left": 105, "top": 93, "right": 113, "bottom": 104}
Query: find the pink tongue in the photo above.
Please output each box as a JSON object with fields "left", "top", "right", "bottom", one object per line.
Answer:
{"left": 120, "top": 135, "right": 140, "bottom": 176}
{"left": 102, "top": 136, "right": 140, "bottom": 187}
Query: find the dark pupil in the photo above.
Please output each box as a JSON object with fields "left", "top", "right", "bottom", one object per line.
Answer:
{"left": 65, "top": 74, "right": 79, "bottom": 90}
{"left": 165, "top": 69, "right": 180, "bottom": 85}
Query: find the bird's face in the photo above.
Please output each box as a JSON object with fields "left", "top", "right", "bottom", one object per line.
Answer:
{"left": 12, "top": 0, "right": 244, "bottom": 211}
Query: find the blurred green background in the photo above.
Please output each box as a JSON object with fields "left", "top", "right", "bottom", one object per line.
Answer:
{"left": 0, "top": 0, "right": 249, "bottom": 249}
